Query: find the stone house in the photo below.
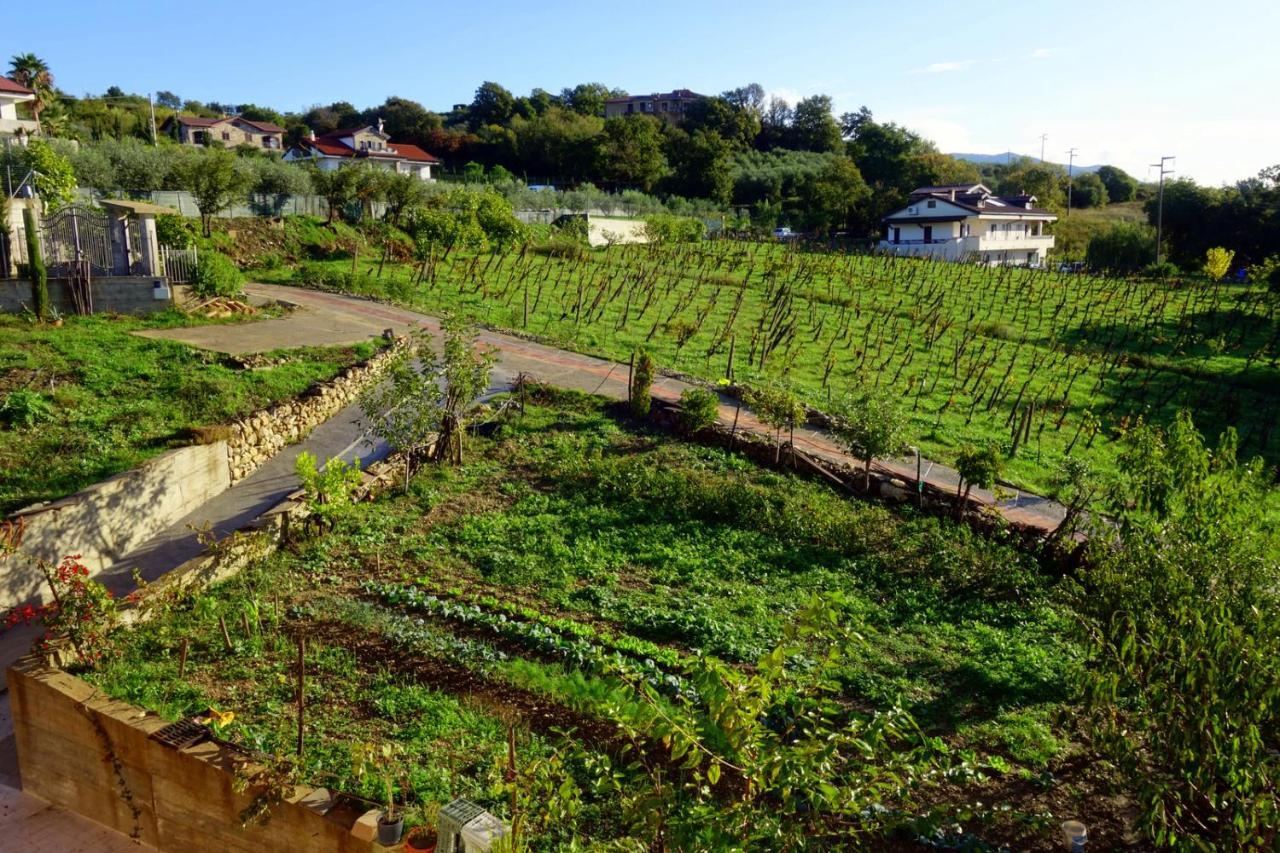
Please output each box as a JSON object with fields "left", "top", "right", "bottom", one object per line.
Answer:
{"left": 604, "top": 89, "right": 703, "bottom": 124}
{"left": 161, "top": 114, "right": 285, "bottom": 150}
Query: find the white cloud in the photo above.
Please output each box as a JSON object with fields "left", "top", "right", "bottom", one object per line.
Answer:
{"left": 1027, "top": 47, "right": 1054, "bottom": 59}
{"left": 915, "top": 60, "right": 976, "bottom": 74}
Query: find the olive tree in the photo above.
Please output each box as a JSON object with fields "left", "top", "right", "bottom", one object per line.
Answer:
{"left": 749, "top": 383, "right": 805, "bottom": 464}
{"left": 953, "top": 441, "right": 1002, "bottom": 518}
{"left": 172, "top": 147, "right": 253, "bottom": 235}
{"left": 831, "top": 385, "right": 910, "bottom": 489}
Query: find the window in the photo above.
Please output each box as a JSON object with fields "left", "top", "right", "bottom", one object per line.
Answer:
{"left": 221, "top": 131, "right": 230, "bottom": 141}
{"left": 926, "top": 199, "right": 936, "bottom": 208}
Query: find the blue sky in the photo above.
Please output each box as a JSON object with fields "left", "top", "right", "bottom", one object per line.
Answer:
{"left": 6, "top": 0, "right": 1277, "bottom": 184}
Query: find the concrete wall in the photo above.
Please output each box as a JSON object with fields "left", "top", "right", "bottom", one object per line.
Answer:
{"left": 588, "top": 216, "right": 649, "bottom": 247}
{"left": 8, "top": 659, "right": 370, "bottom": 852}
{"left": 0, "top": 276, "right": 173, "bottom": 316}
{"left": 6, "top": 442, "right": 230, "bottom": 603}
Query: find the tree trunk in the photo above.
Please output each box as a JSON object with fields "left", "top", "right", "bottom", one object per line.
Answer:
{"left": 864, "top": 458, "right": 872, "bottom": 491}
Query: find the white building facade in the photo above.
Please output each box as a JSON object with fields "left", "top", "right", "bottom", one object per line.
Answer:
{"left": 879, "top": 184, "right": 1056, "bottom": 266}
{"left": 0, "top": 77, "right": 39, "bottom": 141}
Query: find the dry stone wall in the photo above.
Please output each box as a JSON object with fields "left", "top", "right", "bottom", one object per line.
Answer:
{"left": 226, "top": 340, "right": 405, "bottom": 482}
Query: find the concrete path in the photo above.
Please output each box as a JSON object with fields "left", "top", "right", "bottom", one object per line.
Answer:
{"left": 154, "top": 283, "right": 1066, "bottom": 532}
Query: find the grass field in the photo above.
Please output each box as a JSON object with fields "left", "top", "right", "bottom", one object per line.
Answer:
{"left": 254, "top": 234, "right": 1280, "bottom": 497}
{"left": 90, "top": 393, "right": 1114, "bottom": 849}
{"left": 0, "top": 310, "right": 383, "bottom": 513}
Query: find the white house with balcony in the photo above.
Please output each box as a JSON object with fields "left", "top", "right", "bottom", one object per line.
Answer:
{"left": 0, "top": 76, "right": 39, "bottom": 142}
{"left": 284, "top": 121, "right": 440, "bottom": 181}
{"left": 879, "top": 184, "right": 1056, "bottom": 266}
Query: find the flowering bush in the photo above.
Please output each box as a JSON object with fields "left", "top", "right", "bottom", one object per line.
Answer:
{"left": 6, "top": 555, "right": 118, "bottom": 668}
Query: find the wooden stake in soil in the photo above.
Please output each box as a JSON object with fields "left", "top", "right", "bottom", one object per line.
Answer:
{"left": 729, "top": 399, "right": 742, "bottom": 449}
{"left": 627, "top": 352, "right": 635, "bottom": 405}
{"left": 218, "top": 616, "right": 233, "bottom": 653}
{"left": 178, "top": 638, "right": 190, "bottom": 678}
{"left": 240, "top": 611, "right": 253, "bottom": 638}
{"left": 296, "top": 635, "right": 306, "bottom": 757}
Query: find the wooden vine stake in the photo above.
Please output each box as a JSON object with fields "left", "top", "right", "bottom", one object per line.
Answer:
{"left": 296, "top": 635, "right": 306, "bottom": 757}
{"left": 178, "top": 638, "right": 190, "bottom": 678}
{"left": 218, "top": 616, "right": 233, "bottom": 653}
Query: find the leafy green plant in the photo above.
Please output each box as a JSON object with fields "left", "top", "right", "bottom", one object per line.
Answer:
{"left": 294, "top": 451, "right": 363, "bottom": 532}
{"left": 0, "top": 388, "right": 54, "bottom": 428}
{"left": 1203, "top": 246, "right": 1235, "bottom": 281}
{"left": 155, "top": 213, "right": 196, "bottom": 249}
{"left": 832, "top": 383, "right": 911, "bottom": 489}
{"left": 629, "top": 349, "right": 654, "bottom": 419}
{"left": 676, "top": 387, "right": 719, "bottom": 435}
{"left": 747, "top": 382, "right": 804, "bottom": 463}
{"left": 351, "top": 742, "right": 405, "bottom": 823}
{"left": 192, "top": 250, "right": 245, "bottom": 299}
{"left": 1079, "top": 413, "right": 1280, "bottom": 850}
{"left": 954, "top": 441, "right": 1003, "bottom": 518}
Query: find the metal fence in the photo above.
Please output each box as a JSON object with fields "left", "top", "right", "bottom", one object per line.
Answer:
{"left": 76, "top": 188, "right": 385, "bottom": 220}
{"left": 162, "top": 246, "right": 198, "bottom": 283}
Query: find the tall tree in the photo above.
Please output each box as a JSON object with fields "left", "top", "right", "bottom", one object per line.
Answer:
{"left": 173, "top": 148, "right": 253, "bottom": 235}
{"left": 469, "top": 81, "right": 516, "bottom": 130}
{"left": 559, "top": 83, "right": 623, "bottom": 117}
{"left": 789, "top": 95, "right": 842, "bottom": 153}
{"left": 1096, "top": 165, "right": 1138, "bottom": 203}
{"left": 596, "top": 115, "right": 668, "bottom": 191}
{"left": 759, "top": 97, "right": 793, "bottom": 150}
{"left": 8, "top": 53, "right": 55, "bottom": 129}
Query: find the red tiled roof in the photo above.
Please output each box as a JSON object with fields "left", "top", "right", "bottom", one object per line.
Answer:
{"left": 295, "top": 136, "right": 440, "bottom": 165}
{"left": 0, "top": 76, "right": 35, "bottom": 96}
{"left": 387, "top": 142, "right": 440, "bottom": 163}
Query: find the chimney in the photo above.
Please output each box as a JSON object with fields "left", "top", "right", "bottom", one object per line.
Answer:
{"left": 308, "top": 128, "right": 316, "bottom": 142}
{"left": 949, "top": 188, "right": 956, "bottom": 201}
{"left": 377, "top": 117, "right": 385, "bottom": 134}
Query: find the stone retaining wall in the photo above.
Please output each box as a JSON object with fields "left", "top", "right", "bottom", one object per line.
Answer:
{"left": 226, "top": 340, "right": 404, "bottom": 482}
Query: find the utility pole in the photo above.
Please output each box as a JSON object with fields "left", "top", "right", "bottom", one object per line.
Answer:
{"left": 148, "top": 92, "right": 158, "bottom": 146}
{"left": 1150, "top": 155, "right": 1175, "bottom": 265}
{"left": 1038, "top": 133, "right": 1048, "bottom": 163}
{"left": 1065, "top": 148, "right": 1077, "bottom": 215}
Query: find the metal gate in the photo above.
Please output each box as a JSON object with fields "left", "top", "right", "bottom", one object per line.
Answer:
{"left": 162, "top": 245, "right": 198, "bottom": 283}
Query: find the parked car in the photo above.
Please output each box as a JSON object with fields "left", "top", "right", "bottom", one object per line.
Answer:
{"left": 1057, "top": 261, "right": 1087, "bottom": 274}
{"left": 773, "top": 227, "right": 795, "bottom": 239}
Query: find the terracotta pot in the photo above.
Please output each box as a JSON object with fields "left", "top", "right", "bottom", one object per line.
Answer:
{"left": 405, "top": 826, "right": 436, "bottom": 851}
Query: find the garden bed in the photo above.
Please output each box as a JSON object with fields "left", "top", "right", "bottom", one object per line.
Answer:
{"left": 69, "top": 390, "right": 1133, "bottom": 849}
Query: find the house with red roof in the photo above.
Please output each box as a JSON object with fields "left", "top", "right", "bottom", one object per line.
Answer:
{"left": 160, "top": 114, "right": 285, "bottom": 150}
{"left": 283, "top": 121, "right": 440, "bottom": 181}
{"left": 0, "top": 76, "right": 39, "bottom": 140}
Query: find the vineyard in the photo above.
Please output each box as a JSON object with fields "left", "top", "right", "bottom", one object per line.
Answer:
{"left": 90, "top": 394, "right": 1098, "bottom": 849}
{"left": 276, "top": 237, "right": 1280, "bottom": 494}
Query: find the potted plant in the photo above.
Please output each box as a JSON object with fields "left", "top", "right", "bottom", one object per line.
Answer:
{"left": 404, "top": 802, "right": 439, "bottom": 851}
{"left": 351, "top": 742, "right": 405, "bottom": 846}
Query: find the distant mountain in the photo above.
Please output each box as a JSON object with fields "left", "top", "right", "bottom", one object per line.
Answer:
{"left": 950, "top": 152, "right": 1103, "bottom": 174}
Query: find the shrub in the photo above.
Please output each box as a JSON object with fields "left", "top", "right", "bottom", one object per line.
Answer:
{"left": 1142, "top": 260, "right": 1180, "bottom": 280}
{"left": 192, "top": 250, "right": 245, "bottom": 299}
{"left": 0, "top": 389, "right": 55, "bottom": 428}
{"left": 294, "top": 451, "right": 363, "bottom": 532}
{"left": 630, "top": 349, "right": 654, "bottom": 419}
{"left": 155, "top": 213, "right": 196, "bottom": 249}
{"left": 1203, "top": 246, "right": 1234, "bottom": 281}
{"left": 643, "top": 213, "right": 706, "bottom": 244}
{"left": 677, "top": 387, "right": 720, "bottom": 435}
{"left": 1085, "top": 221, "right": 1156, "bottom": 273}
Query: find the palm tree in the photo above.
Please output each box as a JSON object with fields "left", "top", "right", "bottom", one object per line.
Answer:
{"left": 8, "top": 53, "right": 55, "bottom": 130}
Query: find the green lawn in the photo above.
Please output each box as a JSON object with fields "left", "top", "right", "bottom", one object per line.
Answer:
{"left": 0, "top": 310, "right": 383, "bottom": 513}
{"left": 90, "top": 392, "right": 1102, "bottom": 849}
{"left": 254, "top": 235, "right": 1280, "bottom": 498}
